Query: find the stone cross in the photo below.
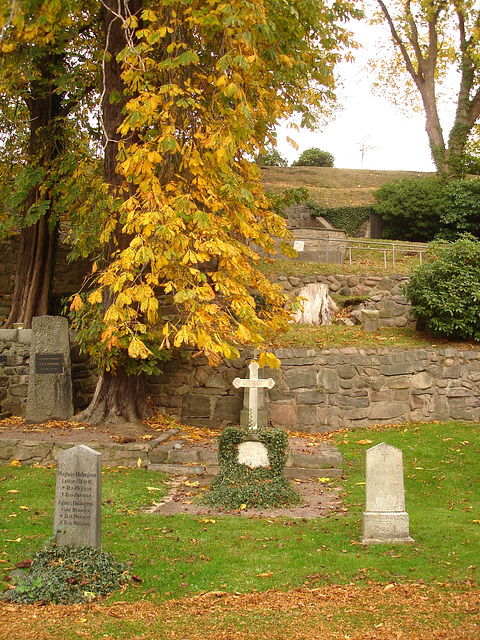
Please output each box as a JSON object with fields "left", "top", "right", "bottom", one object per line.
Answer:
{"left": 232, "top": 361, "right": 274, "bottom": 430}
{"left": 362, "top": 442, "right": 414, "bottom": 544}
{"left": 53, "top": 445, "right": 102, "bottom": 549}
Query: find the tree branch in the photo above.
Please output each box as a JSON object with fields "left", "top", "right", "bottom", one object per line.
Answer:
{"left": 376, "top": 0, "right": 420, "bottom": 84}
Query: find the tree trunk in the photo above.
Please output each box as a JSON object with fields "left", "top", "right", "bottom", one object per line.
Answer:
{"left": 4, "top": 61, "right": 63, "bottom": 328}
{"left": 74, "top": 366, "right": 153, "bottom": 424}
{"left": 4, "top": 215, "right": 57, "bottom": 328}
{"left": 293, "top": 283, "right": 336, "bottom": 325}
{"left": 77, "top": 0, "right": 150, "bottom": 425}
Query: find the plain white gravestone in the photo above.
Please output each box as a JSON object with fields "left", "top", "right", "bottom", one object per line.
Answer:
{"left": 237, "top": 439, "right": 270, "bottom": 468}
{"left": 233, "top": 361, "right": 275, "bottom": 431}
{"left": 54, "top": 445, "right": 102, "bottom": 549}
{"left": 26, "top": 315, "right": 73, "bottom": 423}
{"left": 362, "top": 442, "right": 414, "bottom": 544}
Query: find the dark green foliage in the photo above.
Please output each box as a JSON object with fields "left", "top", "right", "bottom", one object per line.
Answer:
{"left": 373, "top": 177, "right": 450, "bottom": 241}
{"left": 267, "top": 186, "right": 309, "bottom": 218}
{"left": 261, "top": 148, "right": 288, "bottom": 167}
{"left": 405, "top": 235, "right": 480, "bottom": 341}
{"left": 202, "top": 426, "right": 301, "bottom": 509}
{"left": 310, "top": 204, "right": 373, "bottom": 236}
{"left": 4, "top": 542, "right": 129, "bottom": 605}
{"left": 374, "top": 176, "right": 480, "bottom": 241}
{"left": 442, "top": 178, "right": 480, "bottom": 238}
{"left": 292, "top": 148, "right": 334, "bottom": 167}
{"left": 463, "top": 153, "right": 480, "bottom": 176}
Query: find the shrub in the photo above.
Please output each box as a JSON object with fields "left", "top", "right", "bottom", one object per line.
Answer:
{"left": 261, "top": 148, "right": 288, "bottom": 167}
{"left": 442, "top": 177, "right": 480, "bottom": 238}
{"left": 292, "top": 148, "right": 334, "bottom": 167}
{"left": 463, "top": 153, "right": 480, "bottom": 176}
{"left": 373, "top": 176, "right": 450, "bottom": 242}
{"left": 405, "top": 234, "right": 480, "bottom": 341}
{"left": 4, "top": 542, "right": 129, "bottom": 604}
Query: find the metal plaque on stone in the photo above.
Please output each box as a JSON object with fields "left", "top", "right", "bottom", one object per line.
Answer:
{"left": 35, "top": 353, "right": 64, "bottom": 374}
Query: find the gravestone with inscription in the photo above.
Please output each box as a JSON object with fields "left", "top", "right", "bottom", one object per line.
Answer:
{"left": 53, "top": 445, "right": 102, "bottom": 548}
{"left": 362, "top": 442, "right": 414, "bottom": 544}
{"left": 26, "top": 315, "right": 73, "bottom": 422}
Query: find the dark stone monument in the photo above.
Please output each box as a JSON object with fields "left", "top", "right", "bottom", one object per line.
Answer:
{"left": 26, "top": 316, "right": 73, "bottom": 422}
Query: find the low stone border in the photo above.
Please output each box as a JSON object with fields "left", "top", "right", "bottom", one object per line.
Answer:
{"left": 0, "top": 432, "right": 343, "bottom": 477}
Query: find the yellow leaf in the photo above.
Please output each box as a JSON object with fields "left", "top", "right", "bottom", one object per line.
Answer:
{"left": 357, "top": 439, "right": 374, "bottom": 446}
{"left": 317, "top": 477, "right": 331, "bottom": 484}
{"left": 257, "top": 571, "right": 273, "bottom": 578}
{"left": 5, "top": 538, "right": 22, "bottom": 543}
{"left": 19, "top": 506, "right": 29, "bottom": 511}
{"left": 240, "top": 504, "right": 247, "bottom": 510}
{"left": 87, "top": 289, "right": 103, "bottom": 305}
{"left": 6, "top": 490, "right": 20, "bottom": 494}
{"left": 137, "top": 457, "right": 142, "bottom": 468}
{"left": 9, "top": 460, "right": 21, "bottom": 467}
{"left": 70, "top": 294, "right": 84, "bottom": 312}
{"left": 473, "top": 520, "right": 480, "bottom": 524}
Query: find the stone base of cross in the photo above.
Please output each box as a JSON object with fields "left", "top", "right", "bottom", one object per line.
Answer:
{"left": 232, "top": 361, "right": 275, "bottom": 431}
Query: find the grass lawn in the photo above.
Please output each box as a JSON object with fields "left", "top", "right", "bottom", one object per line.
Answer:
{"left": 1, "top": 420, "right": 479, "bottom": 638}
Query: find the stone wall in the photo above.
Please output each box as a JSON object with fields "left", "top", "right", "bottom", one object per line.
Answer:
{"left": 277, "top": 273, "right": 415, "bottom": 328}
{"left": 3, "top": 331, "right": 480, "bottom": 433}
{"left": 0, "top": 329, "right": 31, "bottom": 417}
{"left": 145, "top": 346, "right": 480, "bottom": 432}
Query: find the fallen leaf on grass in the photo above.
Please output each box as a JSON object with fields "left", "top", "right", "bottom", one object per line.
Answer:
{"left": 257, "top": 572, "right": 273, "bottom": 578}
{"left": 473, "top": 520, "right": 480, "bottom": 524}
{"left": 5, "top": 538, "right": 21, "bottom": 543}
{"left": 6, "top": 490, "right": 20, "bottom": 494}
{"left": 356, "top": 439, "right": 373, "bottom": 446}
{"left": 9, "top": 460, "right": 21, "bottom": 467}
{"left": 317, "top": 477, "right": 332, "bottom": 484}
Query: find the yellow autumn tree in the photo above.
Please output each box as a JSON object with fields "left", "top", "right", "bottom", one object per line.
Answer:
{"left": 71, "top": 0, "right": 360, "bottom": 424}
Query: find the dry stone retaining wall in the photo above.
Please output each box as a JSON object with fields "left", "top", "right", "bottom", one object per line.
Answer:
{"left": 276, "top": 273, "right": 415, "bottom": 328}
{"left": 0, "top": 329, "right": 31, "bottom": 417}
{"left": 148, "top": 346, "right": 480, "bottom": 432}
{"left": 2, "top": 330, "right": 479, "bottom": 432}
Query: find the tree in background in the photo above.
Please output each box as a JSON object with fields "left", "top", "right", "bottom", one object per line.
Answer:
{"left": 70, "top": 0, "right": 360, "bottom": 423}
{"left": 292, "top": 148, "right": 335, "bottom": 167}
{"left": 260, "top": 148, "right": 288, "bottom": 167}
{"left": 0, "top": 1, "right": 99, "bottom": 328}
{"left": 369, "top": 1, "right": 480, "bottom": 180}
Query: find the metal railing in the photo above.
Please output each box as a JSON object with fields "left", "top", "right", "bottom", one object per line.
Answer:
{"left": 293, "top": 235, "right": 429, "bottom": 268}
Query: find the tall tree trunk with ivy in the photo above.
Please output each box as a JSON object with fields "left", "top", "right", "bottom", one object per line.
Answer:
{"left": 374, "top": 0, "right": 480, "bottom": 181}
{"left": 4, "top": 57, "right": 63, "bottom": 328}
{"left": 75, "top": 0, "right": 153, "bottom": 425}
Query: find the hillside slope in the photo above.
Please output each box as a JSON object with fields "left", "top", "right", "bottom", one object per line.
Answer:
{"left": 261, "top": 167, "right": 434, "bottom": 208}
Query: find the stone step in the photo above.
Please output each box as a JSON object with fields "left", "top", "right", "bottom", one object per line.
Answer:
{"left": 147, "top": 462, "right": 343, "bottom": 479}
{"left": 148, "top": 446, "right": 343, "bottom": 470}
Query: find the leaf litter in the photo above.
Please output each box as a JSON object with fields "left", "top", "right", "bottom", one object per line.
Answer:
{"left": 1, "top": 583, "right": 478, "bottom": 639}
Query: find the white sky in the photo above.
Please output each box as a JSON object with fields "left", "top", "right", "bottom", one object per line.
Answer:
{"left": 276, "top": 18, "right": 442, "bottom": 172}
